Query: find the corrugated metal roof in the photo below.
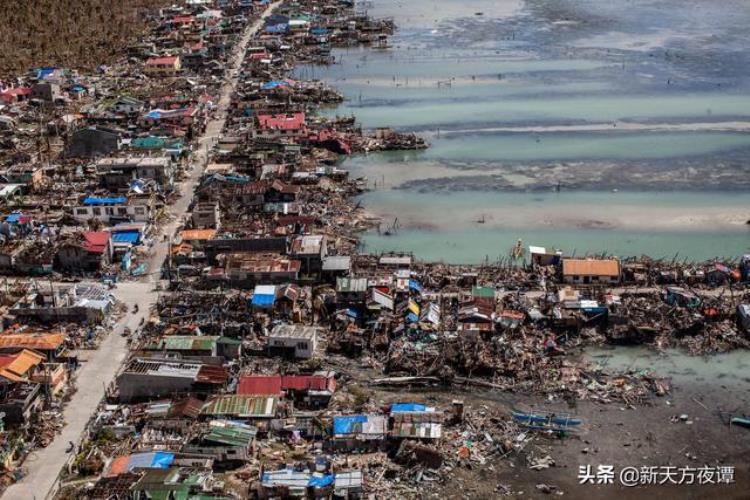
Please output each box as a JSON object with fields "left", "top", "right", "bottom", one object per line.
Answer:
{"left": 237, "top": 375, "right": 282, "bottom": 395}
{"left": 204, "top": 422, "right": 257, "bottom": 447}
{"left": 0, "top": 349, "right": 44, "bottom": 381}
{"left": 201, "top": 395, "right": 277, "bottom": 417}
{"left": 562, "top": 258, "right": 620, "bottom": 277}
{"left": 196, "top": 364, "right": 228, "bottom": 384}
{"left": 0, "top": 333, "right": 65, "bottom": 350}
{"left": 336, "top": 277, "right": 367, "bottom": 293}
{"left": 181, "top": 229, "right": 217, "bottom": 241}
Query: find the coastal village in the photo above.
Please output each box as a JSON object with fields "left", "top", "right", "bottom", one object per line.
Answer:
{"left": 0, "top": 0, "right": 746, "bottom": 498}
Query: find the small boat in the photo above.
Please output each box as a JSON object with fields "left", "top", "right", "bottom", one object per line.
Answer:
{"left": 512, "top": 410, "right": 582, "bottom": 427}
{"left": 730, "top": 416, "right": 750, "bottom": 429}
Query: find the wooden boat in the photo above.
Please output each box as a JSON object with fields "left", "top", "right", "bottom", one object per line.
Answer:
{"left": 512, "top": 410, "right": 582, "bottom": 427}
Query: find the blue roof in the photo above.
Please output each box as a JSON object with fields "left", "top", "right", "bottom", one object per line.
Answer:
{"left": 391, "top": 403, "right": 427, "bottom": 413}
{"left": 252, "top": 294, "right": 276, "bottom": 307}
{"left": 333, "top": 415, "right": 367, "bottom": 435}
{"left": 83, "top": 196, "right": 127, "bottom": 206}
{"left": 406, "top": 312, "right": 419, "bottom": 323}
{"left": 5, "top": 214, "right": 21, "bottom": 223}
{"left": 409, "top": 279, "right": 423, "bottom": 292}
{"left": 112, "top": 231, "right": 140, "bottom": 244}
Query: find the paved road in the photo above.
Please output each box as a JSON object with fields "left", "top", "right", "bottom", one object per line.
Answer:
{"left": 3, "top": 4, "right": 279, "bottom": 499}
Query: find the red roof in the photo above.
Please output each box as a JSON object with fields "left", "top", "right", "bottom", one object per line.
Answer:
{"left": 270, "top": 180, "right": 300, "bottom": 195}
{"left": 196, "top": 364, "right": 228, "bottom": 384}
{"left": 282, "top": 375, "right": 335, "bottom": 393}
{"left": 237, "top": 375, "right": 282, "bottom": 395}
{"left": 172, "top": 15, "right": 194, "bottom": 24}
{"left": 146, "top": 56, "right": 179, "bottom": 66}
{"left": 237, "top": 374, "right": 335, "bottom": 395}
{"left": 257, "top": 112, "right": 305, "bottom": 131}
{"left": 0, "top": 87, "right": 31, "bottom": 102}
{"left": 82, "top": 231, "right": 110, "bottom": 254}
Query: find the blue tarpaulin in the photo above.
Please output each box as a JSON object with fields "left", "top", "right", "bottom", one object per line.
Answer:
{"left": 112, "top": 231, "right": 140, "bottom": 244}
{"left": 252, "top": 294, "right": 275, "bottom": 307}
{"left": 406, "top": 312, "right": 419, "bottom": 323}
{"left": 265, "top": 24, "right": 289, "bottom": 33}
{"left": 391, "top": 403, "right": 427, "bottom": 413}
{"left": 5, "top": 214, "right": 22, "bottom": 223}
{"left": 262, "top": 80, "right": 290, "bottom": 90}
{"left": 310, "top": 27, "right": 329, "bottom": 35}
{"left": 409, "top": 279, "right": 423, "bottom": 293}
{"left": 150, "top": 452, "right": 174, "bottom": 468}
{"left": 308, "top": 474, "right": 335, "bottom": 488}
{"left": 333, "top": 415, "right": 367, "bottom": 435}
{"left": 83, "top": 196, "right": 127, "bottom": 206}
{"left": 36, "top": 67, "right": 56, "bottom": 79}
{"left": 346, "top": 308, "right": 359, "bottom": 319}
{"left": 125, "top": 452, "right": 174, "bottom": 472}
{"left": 146, "top": 110, "right": 162, "bottom": 120}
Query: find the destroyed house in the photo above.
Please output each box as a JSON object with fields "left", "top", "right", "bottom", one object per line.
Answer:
{"left": 389, "top": 403, "right": 443, "bottom": 440}
{"left": 140, "top": 336, "right": 241, "bottom": 360}
{"left": 331, "top": 414, "right": 387, "bottom": 450}
{"left": 182, "top": 420, "right": 257, "bottom": 464}
{"left": 72, "top": 196, "right": 152, "bottom": 225}
{"left": 267, "top": 324, "right": 318, "bottom": 359}
{"left": 68, "top": 126, "right": 123, "bottom": 157}
{"left": 0, "top": 332, "right": 65, "bottom": 361}
{"left": 237, "top": 373, "right": 336, "bottom": 407}
{"left": 561, "top": 258, "right": 621, "bottom": 285}
{"left": 336, "top": 277, "right": 368, "bottom": 304}
{"left": 225, "top": 254, "right": 300, "bottom": 284}
{"left": 201, "top": 394, "right": 278, "bottom": 419}
{"left": 191, "top": 202, "right": 221, "bottom": 229}
{"left": 289, "top": 234, "right": 327, "bottom": 275}
{"left": 204, "top": 236, "right": 287, "bottom": 263}
{"left": 10, "top": 284, "right": 114, "bottom": 323}
{"left": 128, "top": 467, "right": 219, "bottom": 499}
{"left": 55, "top": 231, "right": 113, "bottom": 273}
{"left": 113, "top": 96, "right": 146, "bottom": 115}
{"left": 260, "top": 469, "right": 336, "bottom": 498}
{"left": 117, "top": 359, "right": 228, "bottom": 402}
{"left": 0, "top": 350, "right": 44, "bottom": 384}
{"left": 96, "top": 157, "right": 174, "bottom": 190}
{"left": 253, "top": 112, "right": 306, "bottom": 139}
{"left": 265, "top": 180, "right": 300, "bottom": 202}
{"left": 145, "top": 56, "right": 182, "bottom": 75}
{"left": 0, "top": 382, "right": 42, "bottom": 425}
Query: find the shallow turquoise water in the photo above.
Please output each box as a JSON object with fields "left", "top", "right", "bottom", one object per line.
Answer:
{"left": 312, "top": 0, "right": 750, "bottom": 262}
{"left": 358, "top": 191, "right": 750, "bottom": 263}
{"left": 425, "top": 132, "right": 750, "bottom": 162}
{"left": 361, "top": 227, "right": 750, "bottom": 264}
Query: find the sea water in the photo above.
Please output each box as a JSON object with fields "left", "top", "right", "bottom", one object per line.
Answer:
{"left": 297, "top": 0, "right": 750, "bottom": 262}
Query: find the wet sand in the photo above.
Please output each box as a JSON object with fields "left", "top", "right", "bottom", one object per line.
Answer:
{"left": 329, "top": 351, "right": 750, "bottom": 499}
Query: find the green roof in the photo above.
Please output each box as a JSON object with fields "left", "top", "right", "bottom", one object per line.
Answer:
{"left": 472, "top": 286, "right": 495, "bottom": 298}
{"left": 204, "top": 425, "right": 256, "bottom": 447}
{"left": 201, "top": 395, "right": 277, "bottom": 418}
